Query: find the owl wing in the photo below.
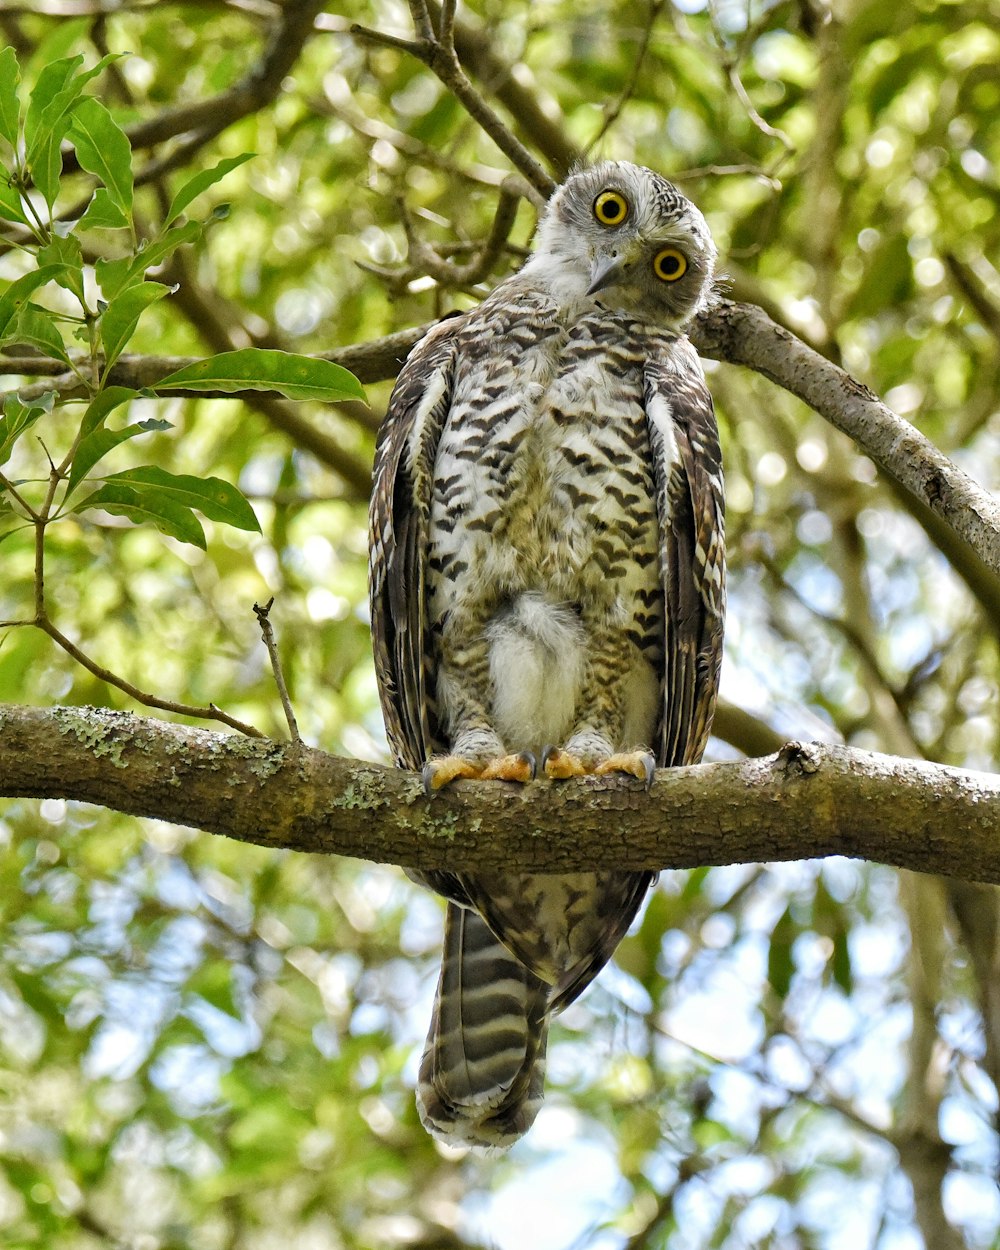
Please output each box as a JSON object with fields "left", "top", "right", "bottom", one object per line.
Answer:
{"left": 369, "top": 315, "right": 462, "bottom": 772}
{"left": 644, "top": 338, "right": 726, "bottom": 768}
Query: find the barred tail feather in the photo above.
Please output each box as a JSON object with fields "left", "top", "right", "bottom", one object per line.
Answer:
{"left": 417, "top": 904, "right": 550, "bottom": 1152}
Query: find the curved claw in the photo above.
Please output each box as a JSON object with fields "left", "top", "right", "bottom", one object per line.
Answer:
{"left": 422, "top": 755, "right": 483, "bottom": 796}
{"left": 541, "top": 746, "right": 587, "bottom": 780}
{"left": 423, "top": 751, "right": 537, "bottom": 795}
{"left": 594, "top": 749, "right": 657, "bottom": 790}
{"left": 480, "top": 751, "right": 537, "bottom": 783}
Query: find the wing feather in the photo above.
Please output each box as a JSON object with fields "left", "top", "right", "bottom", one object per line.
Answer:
{"left": 644, "top": 340, "right": 726, "bottom": 768}
{"left": 369, "top": 316, "right": 462, "bottom": 771}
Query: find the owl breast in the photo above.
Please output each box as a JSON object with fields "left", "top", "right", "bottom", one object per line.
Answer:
{"left": 426, "top": 285, "right": 666, "bottom": 756}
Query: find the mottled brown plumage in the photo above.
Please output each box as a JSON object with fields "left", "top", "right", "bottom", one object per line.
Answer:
{"left": 369, "top": 162, "right": 725, "bottom": 1150}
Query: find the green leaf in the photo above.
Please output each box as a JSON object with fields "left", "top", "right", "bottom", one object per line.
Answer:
{"left": 24, "top": 55, "right": 83, "bottom": 208}
{"left": 68, "top": 96, "right": 133, "bottom": 218}
{"left": 11, "top": 302, "right": 70, "bottom": 364}
{"left": 23, "top": 55, "right": 81, "bottom": 149}
{"left": 0, "top": 392, "right": 48, "bottom": 465}
{"left": 79, "top": 385, "right": 136, "bottom": 438}
{"left": 94, "top": 255, "right": 130, "bottom": 302}
{"left": 154, "top": 349, "right": 367, "bottom": 403}
{"left": 97, "top": 220, "right": 201, "bottom": 300}
{"left": 38, "top": 233, "right": 85, "bottom": 305}
{"left": 0, "top": 266, "right": 65, "bottom": 339}
{"left": 129, "top": 219, "right": 202, "bottom": 276}
{"left": 0, "top": 176, "right": 29, "bottom": 227}
{"left": 99, "top": 281, "right": 171, "bottom": 373}
{"left": 101, "top": 466, "right": 260, "bottom": 533}
{"left": 767, "top": 906, "right": 796, "bottom": 1001}
{"left": 25, "top": 53, "right": 124, "bottom": 208}
{"left": 66, "top": 418, "right": 172, "bottom": 498}
{"left": 73, "top": 481, "right": 206, "bottom": 549}
{"left": 164, "top": 153, "right": 254, "bottom": 227}
{"left": 0, "top": 46, "right": 21, "bottom": 148}
{"left": 78, "top": 187, "right": 129, "bottom": 231}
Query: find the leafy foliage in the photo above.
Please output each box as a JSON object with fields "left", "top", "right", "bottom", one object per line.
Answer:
{"left": 1, "top": 3, "right": 999, "bottom": 1250}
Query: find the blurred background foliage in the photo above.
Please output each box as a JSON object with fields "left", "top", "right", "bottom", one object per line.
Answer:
{"left": 1, "top": 1, "right": 999, "bottom": 1247}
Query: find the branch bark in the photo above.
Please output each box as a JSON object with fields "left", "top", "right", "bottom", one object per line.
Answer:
{"left": 3, "top": 704, "right": 999, "bottom": 884}
{"left": 691, "top": 298, "right": 1000, "bottom": 576}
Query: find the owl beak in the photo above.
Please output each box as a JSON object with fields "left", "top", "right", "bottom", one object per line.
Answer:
{"left": 587, "top": 252, "right": 628, "bottom": 296}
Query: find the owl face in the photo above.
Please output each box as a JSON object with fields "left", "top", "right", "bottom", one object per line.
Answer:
{"left": 531, "top": 161, "right": 717, "bottom": 327}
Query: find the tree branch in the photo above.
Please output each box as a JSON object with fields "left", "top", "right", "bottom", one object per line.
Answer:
{"left": 63, "top": 0, "right": 326, "bottom": 172}
{"left": 3, "top": 705, "right": 999, "bottom": 884}
{"left": 7, "top": 296, "right": 1000, "bottom": 572}
{"left": 691, "top": 298, "right": 1000, "bottom": 576}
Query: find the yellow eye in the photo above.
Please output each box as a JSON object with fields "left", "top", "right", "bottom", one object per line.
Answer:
{"left": 653, "top": 247, "right": 687, "bottom": 282}
{"left": 593, "top": 190, "right": 629, "bottom": 227}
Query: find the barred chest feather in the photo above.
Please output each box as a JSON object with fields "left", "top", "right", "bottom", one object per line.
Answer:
{"left": 426, "top": 283, "right": 671, "bottom": 757}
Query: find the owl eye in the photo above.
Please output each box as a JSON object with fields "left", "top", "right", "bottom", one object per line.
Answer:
{"left": 653, "top": 247, "right": 687, "bottom": 282}
{"left": 593, "top": 190, "right": 629, "bottom": 226}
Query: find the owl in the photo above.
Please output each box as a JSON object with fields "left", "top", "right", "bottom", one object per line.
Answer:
{"left": 369, "top": 161, "right": 725, "bottom": 1151}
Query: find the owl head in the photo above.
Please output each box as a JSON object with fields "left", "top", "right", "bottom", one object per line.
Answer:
{"left": 530, "top": 160, "right": 717, "bottom": 328}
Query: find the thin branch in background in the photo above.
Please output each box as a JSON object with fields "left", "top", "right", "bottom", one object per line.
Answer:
{"left": 725, "top": 62, "right": 795, "bottom": 151}
{"left": 944, "top": 249, "right": 1000, "bottom": 343}
{"left": 754, "top": 545, "right": 919, "bottom": 745}
{"left": 315, "top": 92, "right": 519, "bottom": 189}
{"left": 35, "top": 616, "right": 264, "bottom": 736}
{"left": 363, "top": 180, "right": 523, "bottom": 293}
{"left": 350, "top": 13, "right": 555, "bottom": 201}
{"left": 4, "top": 455, "right": 264, "bottom": 737}
{"left": 76, "top": 0, "right": 324, "bottom": 165}
{"left": 253, "top": 598, "right": 301, "bottom": 743}
{"left": 584, "top": 0, "right": 665, "bottom": 156}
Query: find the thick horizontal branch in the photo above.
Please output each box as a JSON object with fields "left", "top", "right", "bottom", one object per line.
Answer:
{"left": 0, "top": 328, "right": 430, "bottom": 393}
{"left": 3, "top": 704, "right": 999, "bottom": 884}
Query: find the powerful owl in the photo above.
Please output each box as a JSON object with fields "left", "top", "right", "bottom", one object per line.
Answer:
{"left": 369, "top": 161, "right": 725, "bottom": 1150}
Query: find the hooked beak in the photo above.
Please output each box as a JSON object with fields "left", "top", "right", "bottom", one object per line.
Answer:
{"left": 587, "top": 252, "right": 628, "bottom": 296}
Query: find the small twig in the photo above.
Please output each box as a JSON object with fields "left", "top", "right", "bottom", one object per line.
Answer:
{"left": 34, "top": 617, "right": 263, "bottom": 736}
{"left": 253, "top": 597, "right": 301, "bottom": 743}
{"left": 438, "top": 0, "right": 458, "bottom": 46}
{"left": 0, "top": 469, "right": 39, "bottom": 519}
{"left": 584, "top": 0, "right": 665, "bottom": 155}
{"left": 369, "top": 179, "right": 523, "bottom": 292}
{"left": 350, "top": 17, "right": 554, "bottom": 201}
{"left": 407, "top": 0, "right": 436, "bottom": 43}
{"left": 727, "top": 63, "right": 795, "bottom": 150}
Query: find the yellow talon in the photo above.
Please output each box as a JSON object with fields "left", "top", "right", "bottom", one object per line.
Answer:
{"left": 594, "top": 750, "right": 656, "bottom": 790}
{"left": 541, "top": 746, "right": 588, "bottom": 780}
{"left": 423, "top": 751, "right": 537, "bottom": 795}
{"left": 480, "top": 752, "right": 537, "bottom": 783}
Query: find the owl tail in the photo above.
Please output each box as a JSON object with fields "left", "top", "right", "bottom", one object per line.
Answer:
{"left": 417, "top": 903, "right": 550, "bottom": 1152}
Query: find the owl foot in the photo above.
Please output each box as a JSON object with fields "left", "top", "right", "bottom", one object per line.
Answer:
{"left": 542, "top": 746, "right": 656, "bottom": 790}
{"left": 540, "top": 746, "right": 588, "bottom": 780}
{"left": 594, "top": 750, "right": 657, "bottom": 791}
{"left": 422, "top": 752, "right": 536, "bottom": 795}
{"left": 480, "top": 752, "right": 537, "bottom": 783}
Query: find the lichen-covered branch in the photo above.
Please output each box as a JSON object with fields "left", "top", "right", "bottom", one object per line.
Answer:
{"left": 3, "top": 704, "right": 999, "bottom": 885}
